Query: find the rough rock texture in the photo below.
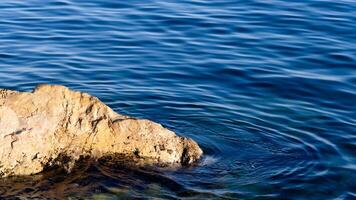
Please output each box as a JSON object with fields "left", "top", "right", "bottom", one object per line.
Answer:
{"left": 0, "top": 85, "right": 202, "bottom": 177}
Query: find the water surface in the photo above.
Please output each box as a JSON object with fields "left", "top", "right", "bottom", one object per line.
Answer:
{"left": 0, "top": 0, "right": 355, "bottom": 199}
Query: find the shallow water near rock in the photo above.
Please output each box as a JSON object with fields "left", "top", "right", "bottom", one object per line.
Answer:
{"left": 0, "top": 0, "right": 355, "bottom": 199}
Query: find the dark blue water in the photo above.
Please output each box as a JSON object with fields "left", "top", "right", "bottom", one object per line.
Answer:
{"left": 0, "top": 0, "right": 355, "bottom": 199}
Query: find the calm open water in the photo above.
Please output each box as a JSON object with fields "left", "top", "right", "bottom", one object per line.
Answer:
{"left": 0, "top": 0, "right": 355, "bottom": 199}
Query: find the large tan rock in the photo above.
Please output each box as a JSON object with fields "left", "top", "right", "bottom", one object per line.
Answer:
{"left": 0, "top": 85, "right": 202, "bottom": 177}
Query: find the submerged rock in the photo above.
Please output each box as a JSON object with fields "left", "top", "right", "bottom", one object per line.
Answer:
{"left": 0, "top": 85, "right": 202, "bottom": 177}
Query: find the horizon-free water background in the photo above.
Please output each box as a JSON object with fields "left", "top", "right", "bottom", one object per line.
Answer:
{"left": 0, "top": 0, "right": 355, "bottom": 199}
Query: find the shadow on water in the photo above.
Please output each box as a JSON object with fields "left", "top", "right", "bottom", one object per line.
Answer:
{"left": 0, "top": 158, "right": 222, "bottom": 199}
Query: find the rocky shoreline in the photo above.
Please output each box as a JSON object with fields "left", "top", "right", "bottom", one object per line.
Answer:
{"left": 0, "top": 85, "right": 202, "bottom": 177}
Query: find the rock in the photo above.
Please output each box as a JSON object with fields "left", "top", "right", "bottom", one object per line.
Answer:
{"left": 0, "top": 85, "right": 202, "bottom": 177}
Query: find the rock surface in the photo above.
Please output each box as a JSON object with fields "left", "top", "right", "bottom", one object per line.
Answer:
{"left": 0, "top": 85, "right": 202, "bottom": 177}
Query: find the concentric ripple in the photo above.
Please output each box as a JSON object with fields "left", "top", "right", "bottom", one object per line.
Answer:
{"left": 0, "top": 0, "right": 355, "bottom": 199}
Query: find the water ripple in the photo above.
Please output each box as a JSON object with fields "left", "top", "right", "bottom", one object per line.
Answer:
{"left": 0, "top": 0, "right": 355, "bottom": 199}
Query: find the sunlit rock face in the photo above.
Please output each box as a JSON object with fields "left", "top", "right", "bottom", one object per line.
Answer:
{"left": 0, "top": 85, "right": 202, "bottom": 177}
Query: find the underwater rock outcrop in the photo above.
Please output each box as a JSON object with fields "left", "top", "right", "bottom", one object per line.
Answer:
{"left": 0, "top": 84, "right": 202, "bottom": 177}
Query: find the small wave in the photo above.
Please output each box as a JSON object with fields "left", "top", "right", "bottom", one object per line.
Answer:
{"left": 199, "top": 155, "right": 219, "bottom": 166}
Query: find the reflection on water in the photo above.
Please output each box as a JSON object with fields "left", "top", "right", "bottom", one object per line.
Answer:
{"left": 0, "top": 0, "right": 355, "bottom": 199}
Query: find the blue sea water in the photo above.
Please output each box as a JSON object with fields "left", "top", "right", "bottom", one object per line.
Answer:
{"left": 0, "top": 0, "right": 355, "bottom": 199}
